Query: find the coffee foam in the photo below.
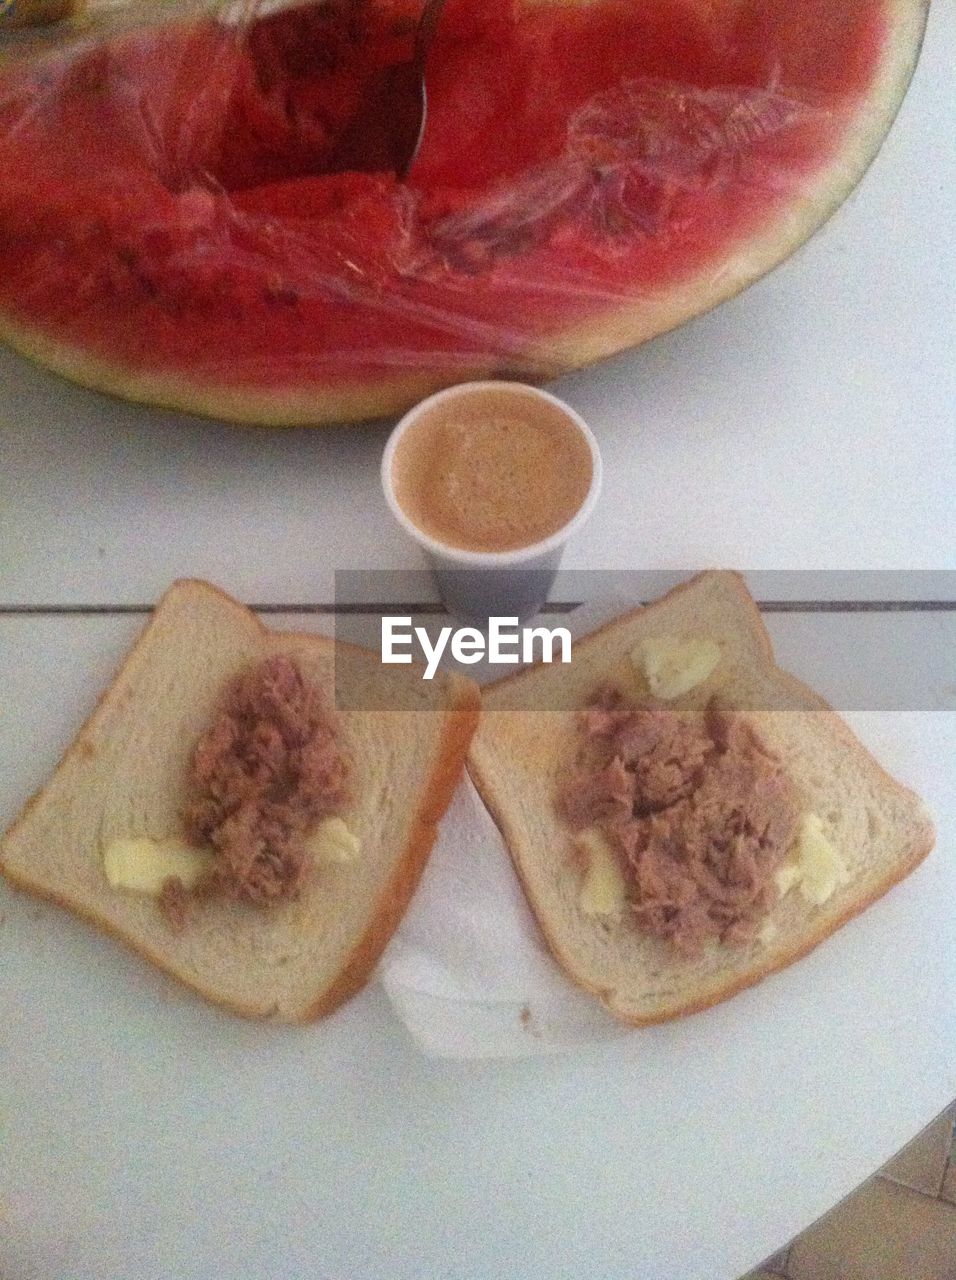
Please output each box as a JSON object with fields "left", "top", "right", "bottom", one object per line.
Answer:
{"left": 391, "top": 388, "right": 593, "bottom": 554}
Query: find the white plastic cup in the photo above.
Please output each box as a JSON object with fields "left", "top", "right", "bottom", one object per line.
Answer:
{"left": 381, "top": 381, "right": 603, "bottom": 623}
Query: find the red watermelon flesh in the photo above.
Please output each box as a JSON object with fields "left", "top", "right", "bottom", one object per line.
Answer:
{"left": 0, "top": 0, "right": 927, "bottom": 424}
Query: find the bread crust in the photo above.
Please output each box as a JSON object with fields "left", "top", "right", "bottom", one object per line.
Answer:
{"left": 0, "top": 579, "right": 480, "bottom": 1022}
{"left": 467, "top": 571, "right": 936, "bottom": 1024}
{"left": 301, "top": 676, "right": 481, "bottom": 1022}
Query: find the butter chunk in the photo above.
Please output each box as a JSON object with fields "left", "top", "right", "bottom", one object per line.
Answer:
{"left": 774, "top": 862, "right": 803, "bottom": 897}
{"left": 632, "top": 636, "right": 721, "bottom": 701}
{"left": 103, "top": 837, "right": 214, "bottom": 896}
{"left": 308, "top": 817, "right": 361, "bottom": 865}
{"left": 575, "top": 828, "right": 626, "bottom": 920}
{"left": 775, "top": 813, "right": 849, "bottom": 906}
{"left": 757, "top": 919, "right": 778, "bottom": 946}
{"left": 796, "top": 812, "right": 849, "bottom": 905}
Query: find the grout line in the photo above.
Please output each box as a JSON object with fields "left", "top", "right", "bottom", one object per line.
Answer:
{"left": 939, "top": 1117, "right": 956, "bottom": 1205}
{"left": 771, "top": 1169, "right": 956, "bottom": 1280}
{"left": 0, "top": 605, "right": 154, "bottom": 616}
{"left": 942, "top": 1157, "right": 955, "bottom": 1206}
{"left": 1, "top": 599, "right": 955, "bottom": 618}
{"left": 761, "top": 1143, "right": 956, "bottom": 1280}
{"left": 710, "top": 1111, "right": 954, "bottom": 1278}
{"left": 756, "top": 600, "right": 956, "bottom": 613}
{"left": 874, "top": 1171, "right": 956, "bottom": 1207}
{"left": 0, "top": 602, "right": 440, "bottom": 617}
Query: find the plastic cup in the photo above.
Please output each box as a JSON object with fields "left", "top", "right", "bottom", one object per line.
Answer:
{"left": 381, "top": 381, "right": 602, "bottom": 624}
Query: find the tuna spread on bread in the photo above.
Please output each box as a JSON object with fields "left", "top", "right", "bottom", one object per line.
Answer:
{"left": 561, "top": 686, "right": 797, "bottom": 955}
{"left": 162, "top": 655, "right": 349, "bottom": 926}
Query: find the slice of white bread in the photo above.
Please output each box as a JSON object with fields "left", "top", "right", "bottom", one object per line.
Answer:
{"left": 468, "top": 571, "right": 935, "bottom": 1025}
{"left": 0, "top": 579, "right": 479, "bottom": 1022}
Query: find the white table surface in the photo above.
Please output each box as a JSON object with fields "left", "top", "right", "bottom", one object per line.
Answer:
{"left": 1, "top": 3, "right": 954, "bottom": 1278}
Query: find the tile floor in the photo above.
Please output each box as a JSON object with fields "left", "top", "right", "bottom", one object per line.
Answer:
{"left": 743, "top": 1104, "right": 956, "bottom": 1280}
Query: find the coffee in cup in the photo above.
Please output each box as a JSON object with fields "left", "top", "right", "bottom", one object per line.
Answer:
{"left": 388, "top": 385, "right": 594, "bottom": 555}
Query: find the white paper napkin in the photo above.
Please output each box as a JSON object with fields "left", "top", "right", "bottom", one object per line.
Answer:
{"left": 378, "top": 596, "right": 637, "bottom": 1060}
{"left": 379, "top": 776, "right": 631, "bottom": 1058}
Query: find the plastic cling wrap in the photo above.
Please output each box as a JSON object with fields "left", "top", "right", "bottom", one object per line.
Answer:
{"left": 0, "top": 0, "right": 906, "bottom": 423}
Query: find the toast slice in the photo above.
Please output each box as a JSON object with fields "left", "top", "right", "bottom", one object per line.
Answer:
{"left": 468, "top": 571, "right": 934, "bottom": 1025}
{"left": 0, "top": 580, "right": 479, "bottom": 1022}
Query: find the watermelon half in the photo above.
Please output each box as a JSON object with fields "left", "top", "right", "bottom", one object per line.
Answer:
{"left": 0, "top": 0, "right": 929, "bottom": 426}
